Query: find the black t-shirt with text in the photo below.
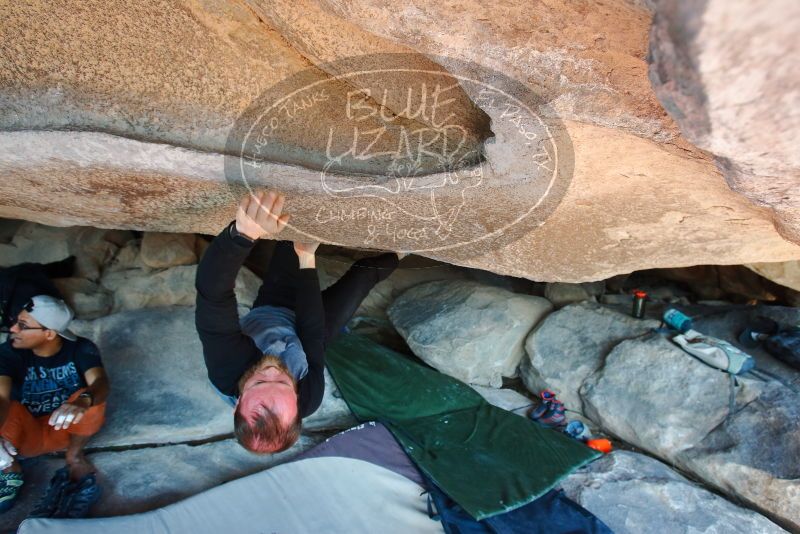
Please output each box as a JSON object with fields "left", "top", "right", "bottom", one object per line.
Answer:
{"left": 0, "top": 337, "right": 103, "bottom": 416}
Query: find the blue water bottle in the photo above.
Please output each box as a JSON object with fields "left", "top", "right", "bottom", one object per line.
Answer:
{"left": 663, "top": 308, "right": 693, "bottom": 333}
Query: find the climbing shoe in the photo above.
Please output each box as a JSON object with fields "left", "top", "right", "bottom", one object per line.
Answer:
{"left": 528, "top": 390, "right": 567, "bottom": 429}
{"left": 537, "top": 400, "right": 566, "bottom": 428}
{"left": 529, "top": 391, "right": 553, "bottom": 420}
{"left": 0, "top": 472, "right": 24, "bottom": 513}
{"left": 28, "top": 466, "right": 70, "bottom": 518}
{"left": 53, "top": 472, "right": 101, "bottom": 519}
{"left": 529, "top": 401, "right": 550, "bottom": 421}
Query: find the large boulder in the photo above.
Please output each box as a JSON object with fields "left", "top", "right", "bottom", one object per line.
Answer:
{"left": 469, "top": 385, "right": 534, "bottom": 416}
{"left": 544, "top": 282, "right": 605, "bottom": 308}
{"left": 388, "top": 280, "right": 552, "bottom": 387}
{"left": 105, "top": 238, "right": 152, "bottom": 274}
{"left": 0, "top": 222, "right": 70, "bottom": 266}
{"left": 523, "top": 302, "right": 800, "bottom": 528}
{"left": 140, "top": 232, "right": 198, "bottom": 269}
{"left": 52, "top": 277, "right": 112, "bottom": 319}
{"left": 2, "top": 1, "right": 800, "bottom": 282}
{"left": 101, "top": 265, "right": 198, "bottom": 311}
{"left": 317, "top": 254, "right": 469, "bottom": 323}
{"left": 580, "top": 335, "right": 759, "bottom": 458}
{"left": 747, "top": 261, "right": 800, "bottom": 293}
{"left": 676, "top": 382, "right": 800, "bottom": 532}
{"left": 100, "top": 263, "right": 261, "bottom": 312}
{"left": 0, "top": 222, "right": 133, "bottom": 281}
{"left": 520, "top": 303, "right": 659, "bottom": 411}
{"left": 560, "top": 451, "right": 786, "bottom": 534}
{"left": 316, "top": 254, "right": 470, "bottom": 351}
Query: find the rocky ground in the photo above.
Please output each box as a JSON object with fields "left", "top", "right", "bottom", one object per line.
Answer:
{"left": 0, "top": 220, "right": 798, "bottom": 533}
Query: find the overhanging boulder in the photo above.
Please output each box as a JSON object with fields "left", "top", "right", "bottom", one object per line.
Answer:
{"left": 1, "top": 0, "right": 799, "bottom": 282}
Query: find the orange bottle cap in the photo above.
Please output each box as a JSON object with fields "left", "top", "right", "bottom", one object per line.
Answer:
{"left": 586, "top": 438, "right": 613, "bottom": 454}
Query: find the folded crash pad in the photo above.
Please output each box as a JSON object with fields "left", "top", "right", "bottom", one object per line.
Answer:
{"left": 326, "top": 334, "right": 601, "bottom": 520}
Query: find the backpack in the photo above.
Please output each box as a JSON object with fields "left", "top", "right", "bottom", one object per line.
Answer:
{"left": 0, "top": 259, "right": 72, "bottom": 328}
{"left": 765, "top": 326, "right": 800, "bottom": 370}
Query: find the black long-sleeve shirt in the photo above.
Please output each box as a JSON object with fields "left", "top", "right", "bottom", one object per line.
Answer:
{"left": 194, "top": 224, "right": 326, "bottom": 418}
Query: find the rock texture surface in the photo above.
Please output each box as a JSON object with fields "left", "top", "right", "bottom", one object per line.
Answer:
{"left": 747, "top": 261, "right": 800, "bottom": 293}
{"left": 317, "top": 254, "right": 470, "bottom": 325}
{"left": 100, "top": 262, "right": 260, "bottom": 313}
{"left": 388, "top": 280, "right": 552, "bottom": 387}
{"left": 52, "top": 277, "right": 112, "bottom": 319}
{"left": 1, "top": 1, "right": 799, "bottom": 281}
{"left": 522, "top": 302, "right": 800, "bottom": 530}
{"left": 140, "top": 232, "right": 198, "bottom": 269}
{"left": 469, "top": 385, "right": 534, "bottom": 416}
{"left": 303, "top": 368, "right": 357, "bottom": 432}
{"left": 70, "top": 307, "right": 237, "bottom": 447}
{"left": 0, "top": 223, "right": 132, "bottom": 281}
{"left": 560, "top": 451, "right": 787, "bottom": 534}
{"left": 649, "top": 0, "right": 800, "bottom": 245}
{"left": 544, "top": 282, "right": 605, "bottom": 308}
{"left": 521, "top": 302, "right": 659, "bottom": 411}
{"left": 580, "top": 335, "right": 758, "bottom": 458}
{"left": 676, "top": 382, "right": 800, "bottom": 533}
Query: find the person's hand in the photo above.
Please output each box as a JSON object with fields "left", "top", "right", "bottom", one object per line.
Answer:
{"left": 0, "top": 439, "right": 16, "bottom": 470}
{"left": 48, "top": 401, "right": 88, "bottom": 431}
{"left": 293, "top": 242, "right": 320, "bottom": 269}
{"left": 235, "top": 190, "right": 290, "bottom": 241}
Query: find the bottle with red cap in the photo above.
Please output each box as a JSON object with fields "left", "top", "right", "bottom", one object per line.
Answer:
{"left": 632, "top": 289, "right": 647, "bottom": 319}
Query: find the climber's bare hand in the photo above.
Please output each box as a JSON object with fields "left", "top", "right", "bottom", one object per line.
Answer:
{"left": 235, "top": 190, "right": 290, "bottom": 240}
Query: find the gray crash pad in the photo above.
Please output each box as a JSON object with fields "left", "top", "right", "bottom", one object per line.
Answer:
{"left": 19, "top": 456, "right": 443, "bottom": 534}
{"left": 0, "top": 437, "right": 319, "bottom": 532}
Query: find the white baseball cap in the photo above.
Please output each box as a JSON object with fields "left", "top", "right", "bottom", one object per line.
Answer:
{"left": 25, "top": 295, "right": 77, "bottom": 342}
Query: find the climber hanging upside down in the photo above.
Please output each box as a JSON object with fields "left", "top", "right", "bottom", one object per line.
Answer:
{"left": 195, "top": 190, "right": 399, "bottom": 454}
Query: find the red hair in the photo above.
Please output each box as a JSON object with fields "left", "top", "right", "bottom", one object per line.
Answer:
{"left": 234, "top": 404, "right": 301, "bottom": 454}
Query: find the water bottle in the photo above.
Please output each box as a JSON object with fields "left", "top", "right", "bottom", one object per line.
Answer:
{"left": 663, "top": 308, "right": 693, "bottom": 333}
{"left": 631, "top": 290, "right": 647, "bottom": 319}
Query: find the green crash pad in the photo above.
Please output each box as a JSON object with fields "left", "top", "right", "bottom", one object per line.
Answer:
{"left": 326, "top": 334, "right": 601, "bottom": 520}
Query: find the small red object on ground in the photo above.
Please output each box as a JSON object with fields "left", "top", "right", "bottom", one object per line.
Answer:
{"left": 586, "top": 438, "right": 613, "bottom": 454}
